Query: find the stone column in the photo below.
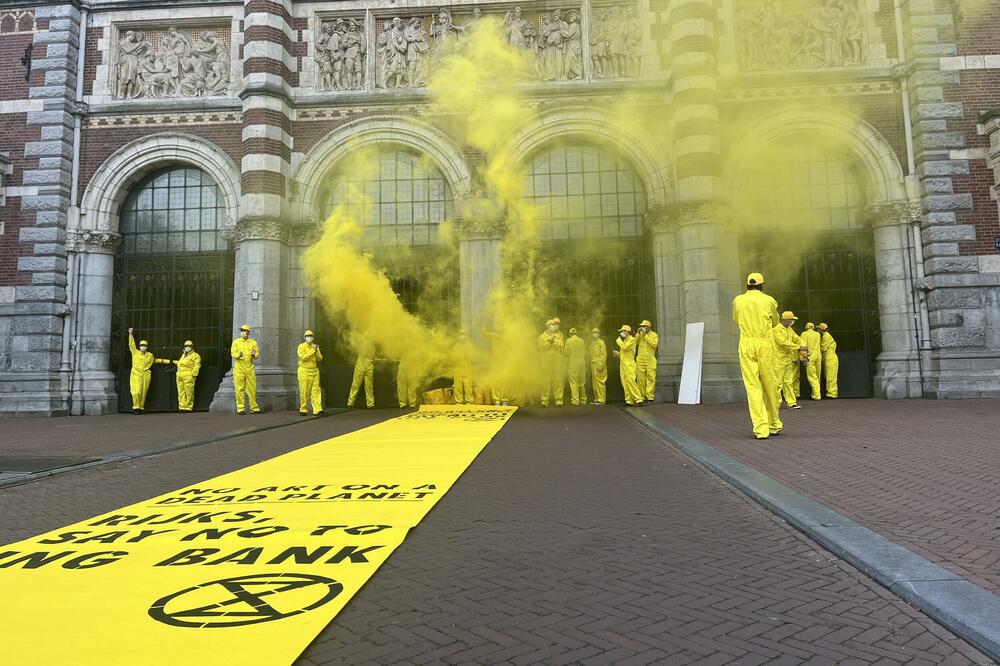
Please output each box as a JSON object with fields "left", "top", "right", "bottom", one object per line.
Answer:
{"left": 645, "top": 205, "right": 682, "bottom": 401}
{"left": 456, "top": 196, "right": 505, "bottom": 343}
{"left": 62, "top": 230, "right": 119, "bottom": 415}
{"left": 868, "top": 203, "right": 925, "bottom": 399}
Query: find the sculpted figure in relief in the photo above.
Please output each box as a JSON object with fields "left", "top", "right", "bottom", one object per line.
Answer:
{"left": 116, "top": 24, "right": 230, "bottom": 99}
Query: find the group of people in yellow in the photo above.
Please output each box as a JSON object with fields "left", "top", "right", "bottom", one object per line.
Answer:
{"left": 126, "top": 328, "right": 201, "bottom": 414}
{"left": 732, "top": 272, "right": 840, "bottom": 440}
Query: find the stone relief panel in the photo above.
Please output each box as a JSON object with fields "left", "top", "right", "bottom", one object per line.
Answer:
{"left": 735, "top": 0, "right": 868, "bottom": 71}
{"left": 504, "top": 6, "right": 585, "bottom": 81}
{"left": 589, "top": 5, "right": 641, "bottom": 78}
{"left": 375, "top": 15, "right": 433, "bottom": 89}
{"left": 114, "top": 24, "right": 231, "bottom": 99}
{"left": 315, "top": 16, "right": 367, "bottom": 91}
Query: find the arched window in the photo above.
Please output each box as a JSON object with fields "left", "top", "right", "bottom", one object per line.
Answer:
{"left": 524, "top": 143, "right": 648, "bottom": 240}
{"left": 740, "top": 139, "right": 866, "bottom": 232}
{"left": 119, "top": 167, "right": 226, "bottom": 256}
{"left": 323, "top": 149, "right": 454, "bottom": 246}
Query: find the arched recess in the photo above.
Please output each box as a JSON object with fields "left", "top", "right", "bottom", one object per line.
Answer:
{"left": 77, "top": 132, "right": 241, "bottom": 236}
{"left": 498, "top": 105, "right": 674, "bottom": 208}
{"left": 724, "top": 107, "right": 916, "bottom": 398}
{"left": 290, "top": 115, "right": 474, "bottom": 225}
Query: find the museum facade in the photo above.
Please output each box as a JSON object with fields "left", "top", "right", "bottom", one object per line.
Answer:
{"left": 1, "top": 0, "right": 1000, "bottom": 415}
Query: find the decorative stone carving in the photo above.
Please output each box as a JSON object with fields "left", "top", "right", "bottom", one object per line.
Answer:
{"left": 375, "top": 16, "right": 431, "bottom": 89}
{"left": 114, "top": 25, "right": 231, "bottom": 100}
{"left": 288, "top": 223, "right": 322, "bottom": 247}
{"left": 864, "top": 202, "right": 920, "bottom": 228}
{"left": 316, "top": 17, "right": 366, "bottom": 91}
{"left": 220, "top": 218, "right": 287, "bottom": 244}
{"left": 66, "top": 230, "right": 121, "bottom": 254}
{"left": 735, "top": 0, "right": 867, "bottom": 72}
{"left": 0, "top": 10, "right": 35, "bottom": 35}
{"left": 590, "top": 6, "right": 641, "bottom": 78}
{"left": 535, "top": 9, "right": 584, "bottom": 81}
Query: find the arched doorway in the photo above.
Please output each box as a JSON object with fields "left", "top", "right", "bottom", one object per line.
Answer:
{"left": 737, "top": 136, "right": 881, "bottom": 397}
{"left": 522, "top": 141, "right": 656, "bottom": 402}
{"left": 110, "top": 166, "right": 235, "bottom": 412}
{"left": 315, "top": 147, "right": 459, "bottom": 406}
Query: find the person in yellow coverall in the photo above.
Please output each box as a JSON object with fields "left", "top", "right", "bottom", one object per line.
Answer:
{"left": 565, "top": 327, "right": 587, "bottom": 406}
{"left": 635, "top": 319, "right": 659, "bottom": 403}
{"left": 297, "top": 330, "right": 323, "bottom": 416}
{"left": 589, "top": 327, "right": 607, "bottom": 405}
{"left": 818, "top": 322, "right": 839, "bottom": 398}
{"left": 396, "top": 352, "right": 420, "bottom": 409}
{"left": 538, "top": 319, "right": 565, "bottom": 407}
{"left": 126, "top": 328, "right": 154, "bottom": 414}
{"left": 452, "top": 330, "right": 476, "bottom": 405}
{"left": 614, "top": 324, "right": 641, "bottom": 406}
{"left": 347, "top": 338, "right": 376, "bottom": 409}
{"left": 231, "top": 324, "right": 260, "bottom": 414}
{"left": 155, "top": 340, "right": 201, "bottom": 412}
{"left": 800, "top": 322, "right": 822, "bottom": 401}
{"left": 770, "top": 312, "right": 807, "bottom": 410}
{"left": 732, "top": 273, "right": 782, "bottom": 439}
{"left": 551, "top": 316, "right": 567, "bottom": 406}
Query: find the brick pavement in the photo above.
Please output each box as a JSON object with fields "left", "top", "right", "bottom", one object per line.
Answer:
{"left": 0, "top": 407, "right": 990, "bottom": 664}
{"left": 643, "top": 399, "right": 1000, "bottom": 597}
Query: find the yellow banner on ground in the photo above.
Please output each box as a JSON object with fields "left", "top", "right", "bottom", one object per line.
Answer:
{"left": 0, "top": 405, "right": 515, "bottom": 665}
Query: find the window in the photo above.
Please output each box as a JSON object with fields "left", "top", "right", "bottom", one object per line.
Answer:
{"left": 524, "top": 143, "right": 648, "bottom": 240}
{"left": 323, "top": 150, "right": 454, "bottom": 246}
{"left": 119, "top": 167, "right": 226, "bottom": 256}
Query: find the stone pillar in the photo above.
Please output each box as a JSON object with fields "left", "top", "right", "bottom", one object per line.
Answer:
{"left": 646, "top": 206, "right": 682, "bottom": 401}
{"left": 63, "top": 231, "right": 119, "bottom": 415}
{"left": 868, "top": 204, "right": 925, "bottom": 399}
{"left": 456, "top": 196, "right": 505, "bottom": 342}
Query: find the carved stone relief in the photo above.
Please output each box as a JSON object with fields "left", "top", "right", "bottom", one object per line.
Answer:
{"left": 590, "top": 6, "right": 641, "bottom": 78}
{"left": 735, "top": 0, "right": 868, "bottom": 71}
{"left": 114, "top": 25, "right": 231, "bottom": 100}
{"left": 315, "top": 17, "right": 367, "bottom": 91}
{"left": 375, "top": 16, "right": 431, "bottom": 88}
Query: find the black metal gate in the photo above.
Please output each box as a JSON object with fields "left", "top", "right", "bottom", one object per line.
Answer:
{"left": 111, "top": 253, "right": 235, "bottom": 412}
{"left": 740, "top": 232, "right": 881, "bottom": 397}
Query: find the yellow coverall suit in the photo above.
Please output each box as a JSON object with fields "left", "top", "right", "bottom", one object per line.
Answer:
{"left": 297, "top": 342, "right": 323, "bottom": 414}
{"left": 616, "top": 335, "right": 641, "bottom": 405}
{"left": 565, "top": 334, "right": 587, "bottom": 406}
{"left": 396, "top": 356, "right": 419, "bottom": 408}
{"left": 636, "top": 330, "right": 659, "bottom": 402}
{"left": 732, "top": 290, "right": 783, "bottom": 439}
{"left": 537, "top": 330, "right": 565, "bottom": 406}
{"left": 347, "top": 342, "right": 376, "bottom": 409}
{"left": 481, "top": 330, "right": 510, "bottom": 406}
{"left": 157, "top": 350, "right": 201, "bottom": 412}
{"left": 590, "top": 337, "right": 608, "bottom": 404}
{"left": 821, "top": 331, "right": 839, "bottom": 398}
{"left": 770, "top": 324, "right": 800, "bottom": 409}
{"left": 231, "top": 337, "right": 261, "bottom": 413}
{"left": 127, "top": 335, "right": 154, "bottom": 410}
{"left": 453, "top": 338, "right": 476, "bottom": 405}
{"left": 800, "top": 328, "right": 822, "bottom": 401}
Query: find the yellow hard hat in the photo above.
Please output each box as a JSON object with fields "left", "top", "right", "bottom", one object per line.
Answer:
{"left": 553, "top": 317, "right": 561, "bottom": 324}
{"left": 304, "top": 330, "right": 314, "bottom": 336}
{"left": 640, "top": 320, "right": 652, "bottom": 327}
{"left": 183, "top": 340, "right": 194, "bottom": 346}
{"left": 805, "top": 322, "right": 815, "bottom": 330}
{"left": 780, "top": 311, "right": 797, "bottom": 320}
{"left": 569, "top": 327, "right": 577, "bottom": 334}
{"left": 239, "top": 324, "right": 251, "bottom": 332}
{"left": 545, "top": 319, "right": 555, "bottom": 326}
{"left": 591, "top": 327, "right": 600, "bottom": 334}
{"left": 818, "top": 323, "right": 829, "bottom": 331}
{"left": 747, "top": 272, "right": 765, "bottom": 286}
{"left": 619, "top": 324, "right": 632, "bottom": 333}
{"left": 139, "top": 340, "right": 149, "bottom": 346}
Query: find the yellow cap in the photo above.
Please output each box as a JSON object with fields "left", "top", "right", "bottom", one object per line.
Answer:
{"left": 545, "top": 319, "right": 555, "bottom": 326}
{"left": 591, "top": 327, "right": 600, "bottom": 334}
{"left": 619, "top": 324, "right": 632, "bottom": 333}
{"left": 747, "top": 272, "right": 764, "bottom": 286}
{"left": 780, "top": 311, "right": 797, "bottom": 320}
{"left": 805, "top": 322, "right": 815, "bottom": 329}
{"left": 553, "top": 317, "right": 561, "bottom": 324}
{"left": 183, "top": 340, "right": 194, "bottom": 346}
{"left": 640, "top": 320, "right": 652, "bottom": 327}
{"left": 569, "top": 327, "right": 577, "bottom": 334}
{"left": 304, "top": 330, "right": 314, "bottom": 336}
{"left": 139, "top": 340, "right": 149, "bottom": 346}
{"left": 239, "top": 324, "right": 251, "bottom": 332}
{"left": 818, "top": 323, "right": 829, "bottom": 331}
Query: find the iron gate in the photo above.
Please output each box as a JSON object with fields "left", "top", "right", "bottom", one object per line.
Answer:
{"left": 111, "top": 253, "right": 235, "bottom": 412}
{"left": 740, "top": 232, "right": 880, "bottom": 397}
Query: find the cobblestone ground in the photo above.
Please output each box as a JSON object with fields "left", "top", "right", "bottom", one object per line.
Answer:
{"left": 0, "top": 407, "right": 990, "bottom": 664}
{"left": 644, "top": 399, "right": 1000, "bottom": 596}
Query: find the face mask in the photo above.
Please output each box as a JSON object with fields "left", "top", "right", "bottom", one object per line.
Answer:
{"left": 592, "top": 333, "right": 599, "bottom": 339}
{"left": 139, "top": 346, "right": 147, "bottom": 352}
{"left": 184, "top": 346, "right": 192, "bottom": 352}
{"left": 548, "top": 326, "right": 555, "bottom": 332}
{"left": 620, "top": 332, "right": 627, "bottom": 339}
{"left": 241, "top": 332, "right": 248, "bottom": 338}
{"left": 305, "top": 336, "right": 314, "bottom": 343}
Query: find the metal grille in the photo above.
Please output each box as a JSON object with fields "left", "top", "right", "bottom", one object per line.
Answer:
{"left": 322, "top": 149, "right": 454, "bottom": 246}
{"left": 524, "top": 143, "right": 648, "bottom": 240}
{"left": 119, "top": 167, "right": 226, "bottom": 255}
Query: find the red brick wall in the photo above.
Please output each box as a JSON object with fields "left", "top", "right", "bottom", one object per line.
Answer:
{"left": 0, "top": 110, "right": 39, "bottom": 287}
{"left": 955, "top": 2, "right": 1000, "bottom": 56}
{"left": 0, "top": 31, "right": 43, "bottom": 100}
{"left": 82, "top": 26, "right": 103, "bottom": 97}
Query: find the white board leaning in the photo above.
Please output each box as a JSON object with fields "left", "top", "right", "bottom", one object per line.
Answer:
{"left": 678, "top": 322, "right": 705, "bottom": 405}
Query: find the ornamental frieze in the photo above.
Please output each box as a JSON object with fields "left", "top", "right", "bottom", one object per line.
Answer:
{"left": 114, "top": 24, "right": 231, "bottom": 100}
{"left": 316, "top": 16, "right": 367, "bottom": 91}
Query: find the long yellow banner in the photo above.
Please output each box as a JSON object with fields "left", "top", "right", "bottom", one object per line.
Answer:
{"left": 0, "top": 405, "right": 516, "bottom": 665}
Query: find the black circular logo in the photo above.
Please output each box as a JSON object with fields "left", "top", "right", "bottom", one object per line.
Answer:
{"left": 148, "top": 573, "right": 343, "bottom": 628}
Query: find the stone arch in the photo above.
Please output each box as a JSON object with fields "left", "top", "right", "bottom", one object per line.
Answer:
{"left": 499, "top": 106, "right": 673, "bottom": 207}
{"left": 723, "top": 107, "right": 906, "bottom": 207}
{"left": 291, "top": 115, "right": 473, "bottom": 224}
{"left": 77, "top": 132, "right": 241, "bottom": 235}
